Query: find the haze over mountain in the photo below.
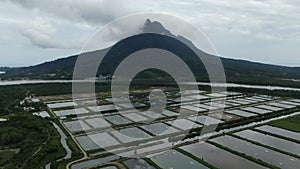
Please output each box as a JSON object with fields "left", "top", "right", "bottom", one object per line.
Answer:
{"left": 1, "top": 19, "right": 300, "bottom": 88}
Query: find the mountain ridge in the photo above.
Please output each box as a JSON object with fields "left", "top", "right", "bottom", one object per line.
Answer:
{"left": 1, "top": 19, "right": 300, "bottom": 88}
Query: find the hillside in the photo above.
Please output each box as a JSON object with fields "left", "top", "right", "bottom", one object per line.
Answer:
{"left": 1, "top": 19, "right": 300, "bottom": 88}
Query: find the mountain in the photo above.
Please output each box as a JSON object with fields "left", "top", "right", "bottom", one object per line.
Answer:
{"left": 2, "top": 19, "right": 300, "bottom": 88}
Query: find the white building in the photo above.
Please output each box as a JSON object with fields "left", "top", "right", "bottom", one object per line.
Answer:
{"left": 32, "top": 111, "right": 50, "bottom": 118}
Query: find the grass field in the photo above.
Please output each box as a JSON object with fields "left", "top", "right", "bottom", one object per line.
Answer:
{"left": 269, "top": 114, "right": 300, "bottom": 132}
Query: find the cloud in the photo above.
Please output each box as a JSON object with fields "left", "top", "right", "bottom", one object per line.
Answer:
{"left": 6, "top": 0, "right": 300, "bottom": 42}
{"left": 5, "top": 0, "right": 144, "bottom": 49}
{"left": 18, "top": 20, "right": 61, "bottom": 48}
{"left": 21, "top": 29, "right": 59, "bottom": 48}
{"left": 7, "top": 0, "right": 138, "bottom": 24}
{"left": 0, "top": 0, "right": 299, "bottom": 66}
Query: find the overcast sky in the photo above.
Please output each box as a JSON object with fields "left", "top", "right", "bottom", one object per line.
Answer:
{"left": 0, "top": 0, "right": 299, "bottom": 67}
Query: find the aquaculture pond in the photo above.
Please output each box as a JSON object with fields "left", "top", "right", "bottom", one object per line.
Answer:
{"left": 149, "top": 149, "right": 209, "bottom": 169}
{"left": 211, "top": 135, "right": 300, "bottom": 169}
{"left": 235, "top": 130, "right": 300, "bottom": 156}
{"left": 256, "top": 125, "right": 300, "bottom": 140}
{"left": 180, "top": 142, "right": 267, "bottom": 169}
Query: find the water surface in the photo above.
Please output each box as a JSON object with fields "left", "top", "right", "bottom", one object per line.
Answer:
{"left": 211, "top": 135, "right": 300, "bottom": 169}
{"left": 235, "top": 130, "right": 300, "bottom": 156}
{"left": 180, "top": 142, "right": 267, "bottom": 169}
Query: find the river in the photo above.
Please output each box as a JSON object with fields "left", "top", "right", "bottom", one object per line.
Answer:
{"left": 1, "top": 80, "right": 300, "bottom": 92}
{"left": 45, "top": 122, "right": 72, "bottom": 169}
{"left": 183, "top": 82, "right": 300, "bottom": 91}
{"left": 0, "top": 79, "right": 109, "bottom": 86}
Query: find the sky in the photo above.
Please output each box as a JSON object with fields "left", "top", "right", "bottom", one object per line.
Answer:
{"left": 0, "top": 0, "right": 299, "bottom": 67}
